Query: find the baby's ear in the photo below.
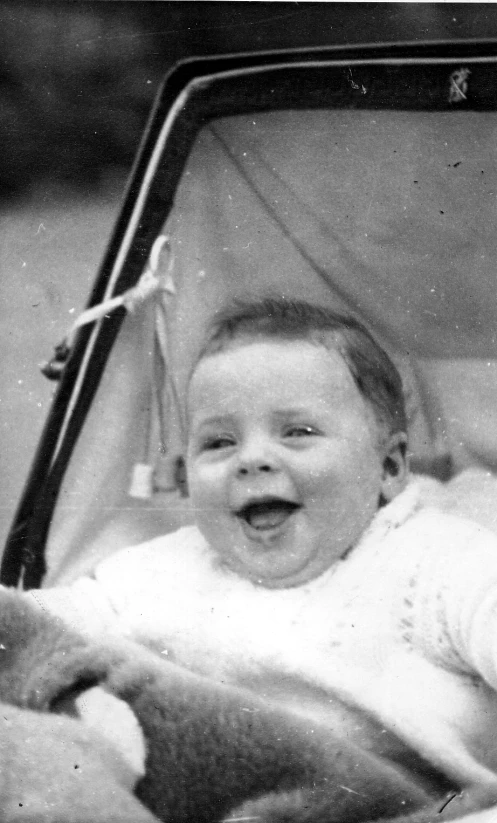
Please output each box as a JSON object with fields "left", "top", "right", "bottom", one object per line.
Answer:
{"left": 380, "top": 432, "right": 409, "bottom": 505}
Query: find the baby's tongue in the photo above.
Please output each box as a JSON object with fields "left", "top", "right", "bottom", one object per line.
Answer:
{"left": 245, "top": 501, "right": 296, "bottom": 530}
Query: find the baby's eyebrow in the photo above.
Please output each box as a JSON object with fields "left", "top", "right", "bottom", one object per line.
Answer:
{"left": 273, "top": 407, "right": 319, "bottom": 418}
{"left": 192, "top": 414, "right": 235, "bottom": 430}
{"left": 193, "top": 408, "right": 319, "bottom": 427}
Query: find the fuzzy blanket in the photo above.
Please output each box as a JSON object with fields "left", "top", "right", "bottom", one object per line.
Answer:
{"left": 0, "top": 589, "right": 494, "bottom": 823}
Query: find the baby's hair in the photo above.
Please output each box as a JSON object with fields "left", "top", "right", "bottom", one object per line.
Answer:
{"left": 192, "top": 297, "right": 407, "bottom": 442}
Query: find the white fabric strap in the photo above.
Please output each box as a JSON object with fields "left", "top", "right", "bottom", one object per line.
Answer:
{"left": 65, "top": 235, "right": 175, "bottom": 349}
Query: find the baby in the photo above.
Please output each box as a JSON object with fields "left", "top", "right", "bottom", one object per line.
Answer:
{"left": 27, "top": 298, "right": 497, "bottom": 796}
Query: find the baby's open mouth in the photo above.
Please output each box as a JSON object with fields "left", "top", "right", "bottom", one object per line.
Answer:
{"left": 236, "top": 498, "right": 301, "bottom": 531}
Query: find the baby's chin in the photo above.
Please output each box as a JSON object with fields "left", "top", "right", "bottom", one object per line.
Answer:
{"left": 215, "top": 541, "right": 332, "bottom": 589}
{"left": 198, "top": 514, "right": 343, "bottom": 588}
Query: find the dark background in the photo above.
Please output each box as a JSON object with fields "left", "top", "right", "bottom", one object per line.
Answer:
{"left": 2, "top": 1, "right": 497, "bottom": 200}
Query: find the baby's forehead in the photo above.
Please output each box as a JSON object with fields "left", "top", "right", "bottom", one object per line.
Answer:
{"left": 186, "top": 336, "right": 358, "bottom": 413}
{"left": 191, "top": 334, "right": 346, "bottom": 376}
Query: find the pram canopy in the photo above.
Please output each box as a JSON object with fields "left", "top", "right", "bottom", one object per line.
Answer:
{"left": 4, "top": 40, "right": 497, "bottom": 588}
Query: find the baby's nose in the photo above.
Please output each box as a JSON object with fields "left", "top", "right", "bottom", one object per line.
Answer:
{"left": 238, "top": 461, "right": 273, "bottom": 476}
{"left": 236, "top": 438, "right": 277, "bottom": 476}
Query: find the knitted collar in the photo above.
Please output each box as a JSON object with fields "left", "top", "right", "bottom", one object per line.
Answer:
{"left": 368, "top": 475, "right": 424, "bottom": 537}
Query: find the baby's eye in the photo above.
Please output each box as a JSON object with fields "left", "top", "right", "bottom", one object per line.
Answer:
{"left": 201, "top": 435, "right": 236, "bottom": 451}
{"left": 283, "top": 425, "right": 319, "bottom": 438}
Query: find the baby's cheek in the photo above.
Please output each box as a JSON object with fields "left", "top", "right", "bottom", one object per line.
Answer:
{"left": 190, "top": 461, "right": 230, "bottom": 506}
{"left": 187, "top": 463, "right": 215, "bottom": 501}
{"left": 188, "top": 471, "right": 230, "bottom": 543}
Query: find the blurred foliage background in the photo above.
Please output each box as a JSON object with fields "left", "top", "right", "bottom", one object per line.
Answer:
{"left": 2, "top": 1, "right": 497, "bottom": 201}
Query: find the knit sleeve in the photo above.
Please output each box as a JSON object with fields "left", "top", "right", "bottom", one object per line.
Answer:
{"left": 25, "top": 576, "right": 123, "bottom": 639}
{"left": 407, "top": 510, "right": 497, "bottom": 687}
{"left": 22, "top": 525, "right": 209, "bottom": 643}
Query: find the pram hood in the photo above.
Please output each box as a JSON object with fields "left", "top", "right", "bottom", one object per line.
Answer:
{"left": 4, "top": 41, "right": 497, "bottom": 587}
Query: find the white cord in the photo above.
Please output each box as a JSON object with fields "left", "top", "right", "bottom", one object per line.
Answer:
{"left": 65, "top": 235, "right": 174, "bottom": 349}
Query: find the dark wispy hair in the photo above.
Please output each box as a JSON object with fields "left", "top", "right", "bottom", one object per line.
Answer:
{"left": 192, "top": 297, "right": 407, "bottom": 441}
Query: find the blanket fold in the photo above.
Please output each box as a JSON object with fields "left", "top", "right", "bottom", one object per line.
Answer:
{"left": 0, "top": 589, "right": 491, "bottom": 823}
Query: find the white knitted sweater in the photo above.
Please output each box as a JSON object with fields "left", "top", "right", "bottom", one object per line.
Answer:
{"left": 30, "top": 480, "right": 497, "bottom": 789}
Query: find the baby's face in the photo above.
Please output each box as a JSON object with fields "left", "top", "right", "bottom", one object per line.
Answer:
{"left": 186, "top": 339, "right": 406, "bottom": 588}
